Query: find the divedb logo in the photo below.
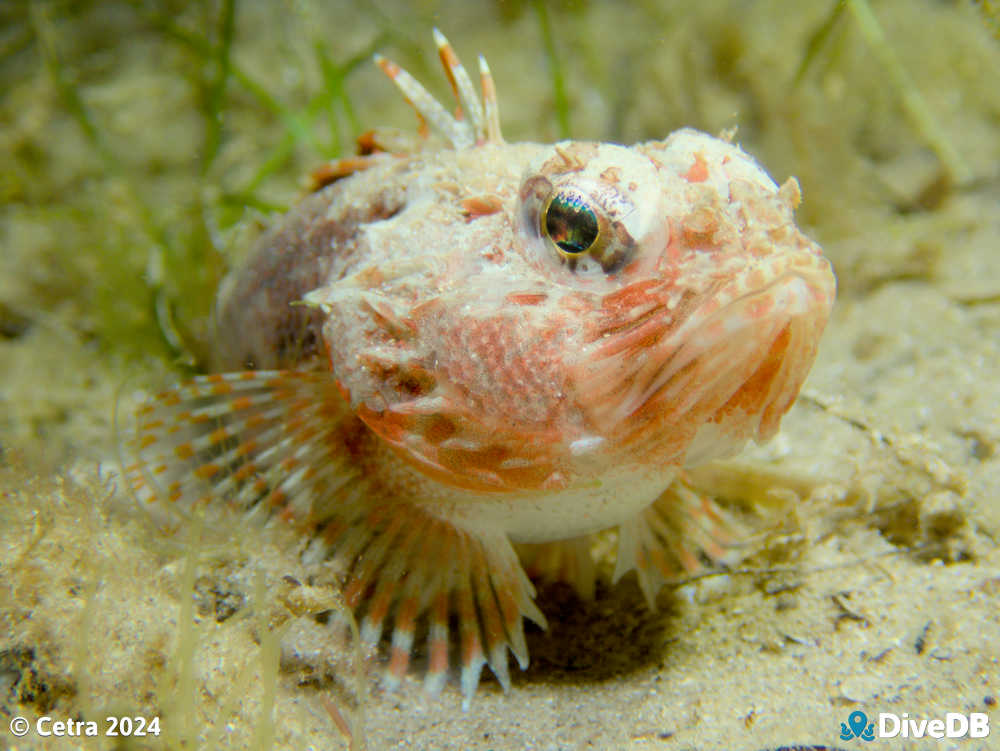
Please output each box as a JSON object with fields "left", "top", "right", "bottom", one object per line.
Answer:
{"left": 839, "top": 710, "right": 991, "bottom": 741}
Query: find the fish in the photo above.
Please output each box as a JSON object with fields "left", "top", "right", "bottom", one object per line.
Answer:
{"left": 127, "top": 30, "right": 836, "bottom": 708}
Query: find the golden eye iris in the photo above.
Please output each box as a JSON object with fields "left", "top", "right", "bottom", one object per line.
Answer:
{"left": 543, "top": 192, "right": 600, "bottom": 255}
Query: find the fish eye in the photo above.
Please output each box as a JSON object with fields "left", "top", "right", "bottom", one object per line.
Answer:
{"left": 543, "top": 191, "right": 600, "bottom": 256}
{"left": 519, "top": 173, "right": 637, "bottom": 275}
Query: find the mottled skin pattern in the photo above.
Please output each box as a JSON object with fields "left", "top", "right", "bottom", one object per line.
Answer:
{"left": 129, "top": 32, "right": 835, "bottom": 708}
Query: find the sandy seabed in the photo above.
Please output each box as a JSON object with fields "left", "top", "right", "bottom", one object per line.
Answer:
{"left": 1, "top": 2, "right": 998, "bottom": 749}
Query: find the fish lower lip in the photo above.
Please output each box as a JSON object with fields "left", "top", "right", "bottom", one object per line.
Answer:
{"left": 611, "top": 269, "right": 832, "bottom": 450}
{"left": 732, "top": 270, "right": 828, "bottom": 321}
{"left": 639, "top": 271, "right": 827, "bottom": 398}
{"left": 573, "top": 263, "right": 834, "bottom": 451}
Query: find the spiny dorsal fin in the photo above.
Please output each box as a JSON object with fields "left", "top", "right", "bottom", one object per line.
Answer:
{"left": 374, "top": 30, "right": 503, "bottom": 148}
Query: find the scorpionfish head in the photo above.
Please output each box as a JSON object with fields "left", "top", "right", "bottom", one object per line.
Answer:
{"left": 322, "top": 130, "right": 835, "bottom": 493}
{"left": 511, "top": 129, "right": 836, "bottom": 473}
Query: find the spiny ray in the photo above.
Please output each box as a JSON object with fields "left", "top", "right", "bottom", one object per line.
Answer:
{"left": 375, "top": 31, "right": 503, "bottom": 147}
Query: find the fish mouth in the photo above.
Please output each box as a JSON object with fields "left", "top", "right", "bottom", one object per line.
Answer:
{"left": 575, "top": 265, "right": 835, "bottom": 461}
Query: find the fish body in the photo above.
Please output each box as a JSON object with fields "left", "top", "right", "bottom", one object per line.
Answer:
{"left": 130, "top": 32, "right": 835, "bottom": 707}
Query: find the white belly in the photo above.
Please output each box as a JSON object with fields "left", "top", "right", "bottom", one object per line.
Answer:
{"left": 426, "top": 469, "right": 675, "bottom": 543}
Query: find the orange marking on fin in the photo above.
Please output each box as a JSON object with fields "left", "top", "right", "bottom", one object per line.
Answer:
{"left": 648, "top": 545, "right": 671, "bottom": 578}
{"left": 230, "top": 396, "right": 255, "bottom": 412}
{"left": 428, "top": 594, "right": 449, "bottom": 674}
{"left": 389, "top": 645, "right": 410, "bottom": 679}
{"left": 244, "top": 413, "right": 267, "bottom": 430}
{"left": 194, "top": 463, "right": 221, "bottom": 480}
{"left": 395, "top": 595, "right": 419, "bottom": 635}
{"left": 231, "top": 464, "right": 257, "bottom": 484}
{"left": 209, "top": 427, "right": 230, "bottom": 444}
{"left": 235, "top": 439, "right": 258, "bottom": 458}
{"left": 374, "top": 55, "right": 400, "bottom": 80}
{"left": 210, "top": 381, "right": 233, "bottom": 396}
{"left": 495, "top": 587, "right": 519, "bottom": 632}
{"left": 459, "top": 603, "right": 482, "bottom": 665}
{"left": 343, "top": 578, "right": 365, "bottom": 609}
{"left": 266, "top": 488, "right": 288, "bottom": 507}
{"left": 366, "top": 585, "right": 395, "bottom": 629}
{"left": 160, "top": 393, "right": 181, "bottom": 407}
{"left": 435, "top": 33, "right": 464, "bottom": 117}
{"left": 479, "top": 55, "right": 502, "bottom": 143}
